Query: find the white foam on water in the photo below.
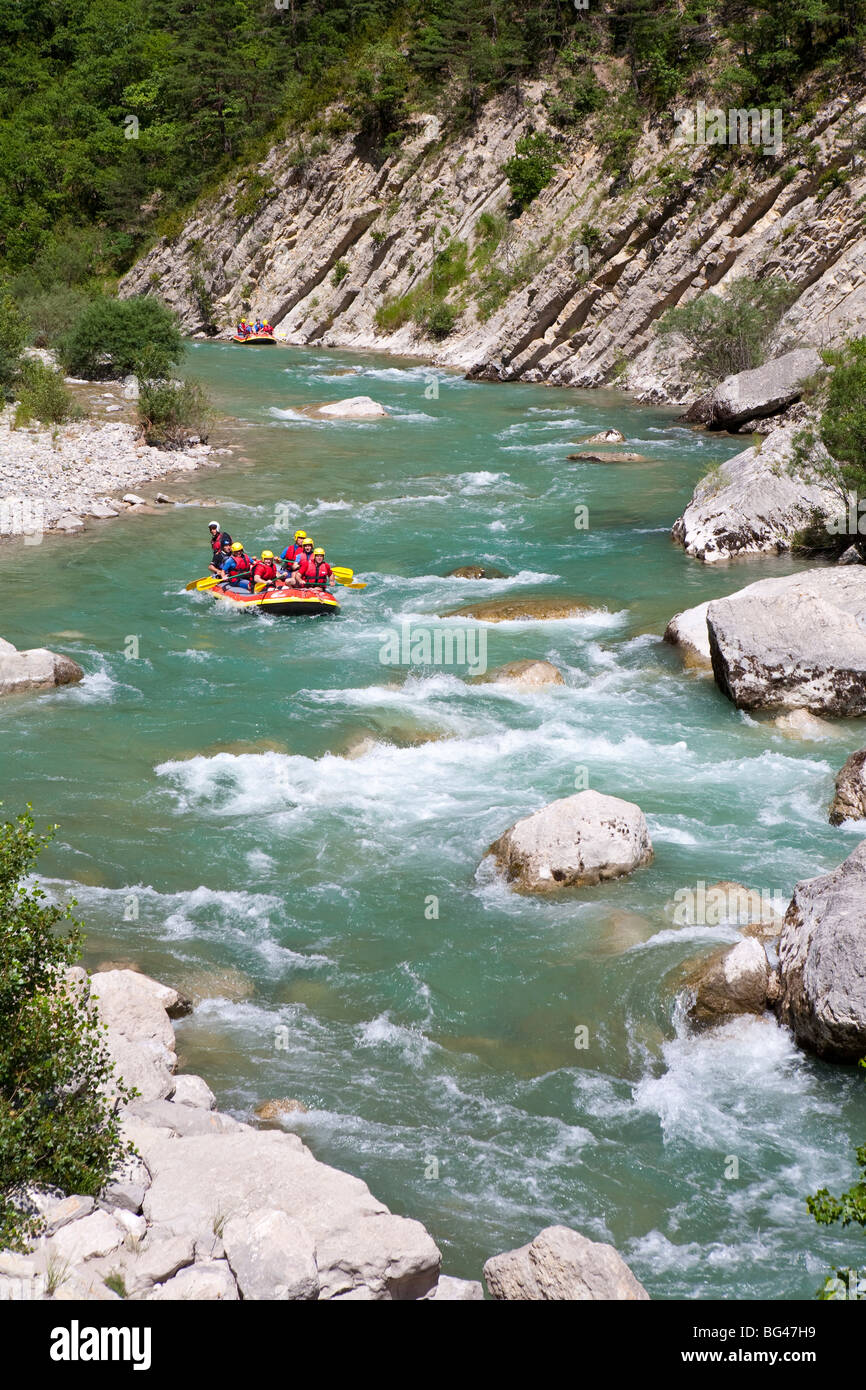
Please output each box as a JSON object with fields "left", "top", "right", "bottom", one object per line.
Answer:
{"left": 354, "top": 1013, "right": 434, "bottom": 1064}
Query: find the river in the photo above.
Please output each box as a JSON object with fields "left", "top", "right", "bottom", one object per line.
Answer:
{"left": 2, "top": 339, "right": 865, "bottom": 1298}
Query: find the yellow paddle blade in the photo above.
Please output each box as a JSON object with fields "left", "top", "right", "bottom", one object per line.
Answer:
{"left": 331, "top": 566, "right": 354, "bottom": 581}
{"left": 195, "top": 576, "right": 223, "bottom": 590}
{"left": 185, "top": 576, "right": 212, "bottom": 590}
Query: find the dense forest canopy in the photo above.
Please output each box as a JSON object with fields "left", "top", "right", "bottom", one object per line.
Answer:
{"left": 0, "top": 0, "right": 863, "bottom": 289}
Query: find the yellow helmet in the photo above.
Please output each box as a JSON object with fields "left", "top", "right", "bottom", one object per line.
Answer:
{"left": 231, "top": 542, "right": 244, "bottom": 552}
{"left": 313, "top": 547, "right": 325, "bottom": 557}
{"left": 302, "top": 537, "right": 314, "bottom": 546}
{"left": 294, "top": 530, "right": 306, "bottom": 541}
{"left": 261, "top": 550, "right": 274, "bottom": 560}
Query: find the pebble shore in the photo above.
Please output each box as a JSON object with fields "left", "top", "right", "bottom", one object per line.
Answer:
{"left": 0, "top": 371, "right": 233, "bottom": 539}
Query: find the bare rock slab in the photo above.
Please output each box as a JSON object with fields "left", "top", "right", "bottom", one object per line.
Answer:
{"left": 671, "top": 420, "right": 841, "bottom": 563}
{"left": 222, "top": 1209, "right": 318, "bottom": 1300}
{"left": 778, "top": 843, "right": 866, "bottom": 1060}
{"left": 488, "top": 789, "right": 653, "bottom": 892}
{"left": 682, "top": 349, "right": 824, "bottom": 429}
{"left": 706, "top": 568, "right": 866, "bottom": 715}
{"left": 141, "top": 1128, "right": 440, "bottom": 1300}
{"left": 484, "top": 1226, "right": 648, "bottom": 1301}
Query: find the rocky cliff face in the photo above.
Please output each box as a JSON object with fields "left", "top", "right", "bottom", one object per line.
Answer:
{"left": 121, "top": 83, "right": 866, "bottom": 404}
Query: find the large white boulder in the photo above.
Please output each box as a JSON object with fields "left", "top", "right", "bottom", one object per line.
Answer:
{"left": 313, "top": 396, "right": 388, "bottom": 418}
{"left": 488, "top": 790, "right": 653, "bottom": 892}
{"left": 682, "top": 348, "right": 824, "bottom": 429}
{"left": 0, "top": 639, "right": 83, "bottom": 697}
{"left": 671, "top": 421, "right": 841, "bottom": 562}
{"left": 777, "top": 842, "right": 866, "bottom": 1061}
{"left": 484, "top": 1226, "right": 649, "bottom": 1301}
{"left": 89, "top": 970, "right": 179, "bottom": 1102}
{"left": 706, "top": 568, "right": 866, "bottom": 715}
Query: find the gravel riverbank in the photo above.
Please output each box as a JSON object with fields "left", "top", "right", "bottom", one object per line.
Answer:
{"left": 0, "top": 377, "right": 234, "bottom": 540}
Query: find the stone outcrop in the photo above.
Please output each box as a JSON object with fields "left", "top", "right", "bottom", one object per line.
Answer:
{"left": 0, "top": 636, "right": 83, "bottom": 697}
{"left": 488, "top": 789, "right": 653, "bottom": 892}
{"left": 829, "top": 749, "right": 866, "bottom": 824}
{"left": 663, "top": 601, "right": 712, "bottom": 669}
{"left": 777, "top": 843, "right": 866, "bottom": 1061}
{"left": 705, "top": 568, "right": 866, "bottom": 715}
{"left": 475, "top": 659, "right": 565, "bottom": 688}
{"left": 671, "top": 420, "right": 843, "bottom": 563}
{"left": 681, "top": 938, "right": 772, "bottom": 1029}
{"left": 682, "top": 349, "right": 824, "bottom": 430}
{"left": 118, "top": 84, "right": 866, "bottom": 405}
{"left": 483, "top": 1226, "right": 648, "bottom": 1301}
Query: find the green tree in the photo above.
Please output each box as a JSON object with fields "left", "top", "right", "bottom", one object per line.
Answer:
{"left": 820, "top": 337, "right": 866, "bottom": 490}
{"left": 657, "top": 276, "right": 797, "bottom": 379}
{"left": 0, "top": 288, "right": 26, "bottom": 399}
{"left": 0, "top": 809, "right": 132, "bottom": 1251}
{"left": 502, "top": 132, "right": 561, "bottom": 216}
{"left": 59, "top": 295, "right": 184, "bottom": 380}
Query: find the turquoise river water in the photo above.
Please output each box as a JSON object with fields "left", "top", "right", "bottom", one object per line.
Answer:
{"left": 2, "top": 340, "right": 865, "bottom": 1299}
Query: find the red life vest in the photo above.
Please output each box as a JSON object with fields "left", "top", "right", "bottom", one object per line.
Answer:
{"left": 302, "top": 559, "right": 332, "bottom": 589}
{"left": 252, "top": 559, "right": 277, "bottom": 582}
{"left": 228, "top": 551, "right": 251, "bottom": 576}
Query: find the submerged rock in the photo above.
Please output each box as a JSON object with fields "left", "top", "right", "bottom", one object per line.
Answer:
{"left": 777, "top": 843, "right": 866, "bottom": 1061}
{"left": 0, "top": 638, "right": 84, "bottom": 697}
{"left": 566, "top": 450, "right": 650, "bottom": 462}
{"left": 442, "top": 595, "right": 594, "bottom": 622}
{"left": 488, "top": 789, "right": 653, "bottom": 893}
{"left": 663, "top": 601, "right": 712, "bottom": 670}
{"left": 682, "top": 349, "right": 824, "bottom": 430}
{"left": 680, "top": 938, "right": 771, "bottom": 1028}
{"left": 484, "top": 1226, "right": 649, "bottom": 1301}
{"left": 774, "top": 709, "right": 837, "bottom": 740}
{"left": 447, "top": 564, "right": 507, "bottom": 579}
{"left": 706, "top": 568, "right": 866, "bottom": 715}
{"left": 671, "top": 420, "right": 841, "bottom": 563}
{"left": 475, "top": 659, "right": 565, "bottom": 688}
{"left": 829, "top": 749, "right": 866, "bottom": 825}
{"left": 255, "top": 1098, "right": 309, "bottom": 1121}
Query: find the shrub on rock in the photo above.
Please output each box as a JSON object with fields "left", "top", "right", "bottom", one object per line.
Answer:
{"left": 0, "top": 811, "right": 131, "bottom": 1250}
